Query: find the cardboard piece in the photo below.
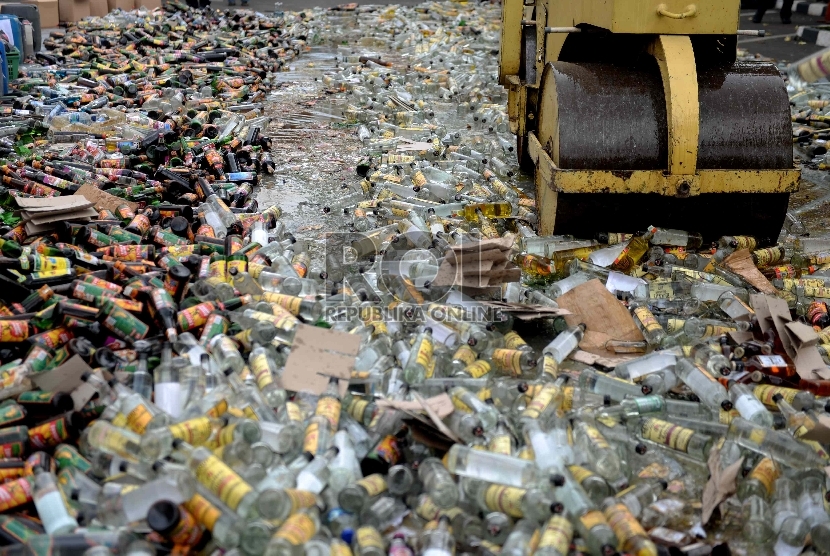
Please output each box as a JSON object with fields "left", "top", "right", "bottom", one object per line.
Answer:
{"left": 376, "top": 393, "right": 454, "bottom": 419}
{"left": 31, "top": 354, "right": 92, "bottom": 396}
{"left": 751, "top": 294, "right": 828, "bottom": 380}
{"left": 411, "top": 391, "right": 460, "bottom": 443}
{"left": 701, "top": 446, "right": 744, "bottom": 525}
{"left": 22, "top": 0, "right": 60, "bottom": 28}
{"left": 479, "top": 301, "right": 571, "bottom": 322}
{"left": 722, "top": 249, "right": 777, "bottom": 295}
{"left": 137, "top": 0, "right": 163, "bottom": 9}
{"left": 281, "top": 324, "right": 361, "bottom": 396}
{"left": 16, "top": 195, "right": 91, "bottom": 212}
{"left": 89, "top": 0, "right": 108, "bottom": 16}
{"left": 570, "top": 349, "right": 637, "bottom": 369}
{"left": 106, "top": 0, "right": 132, "bottom": 10}
{"left": 17, "top": 195, "right": 97, "bottom": 235}
{"left": 58, "top": 0, "right": 90, "bottom": 23}
{"left": 798, "top": 414, "right": 830, "bottom": 443}
{"left": 432, "top": 235, "right": 519, "bottom": 289}
{"left": 75, "top": 184, "right": 138, "bottom": 214}
{"left": 555, "top": 279, "right": 644, "bottom": 356}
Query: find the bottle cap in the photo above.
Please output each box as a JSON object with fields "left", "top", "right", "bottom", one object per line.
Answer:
{"left": 721, "top": 400, "right": 734, "bottom": 411}
{"left": 147, "top": 500, "right": 181, "bottom": 537}
{"left": 772, "top": 393, "right": 784, "bottom": 403}
{"left": 658, "top": 479, "right": 669, "bottom": 490}
{"left": 635, "top": 443, "right": 648, "bottom": 455}
{"left": 341, "top": 528, "right": 355, "bottom": 544}
{"left": 550, "top": 501, "right": 564, "bottom": 514}
{"left": 550, "top": 474, "right": 566, "bottom": 487}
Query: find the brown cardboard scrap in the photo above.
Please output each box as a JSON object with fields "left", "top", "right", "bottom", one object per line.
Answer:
{"left": 75, "top": 184, "right": 139, "bottom": 213}
{"left": 750, "top": 294, "right": 773, "bottom": 334}
{"left": 281, "top": 324, "right": 361, "bottom": 396}
{"left": 445, "top": 248, "right": 509, "bottom": 265}
{"left": 701, "top": 446, "right": 744, "bottom": 525}
{"left": 798, "top": 414, "right": 830, "bottom": 443}
{"left": 570, "top": 349, "right": 637, "bottom": 369}
{"left": 376, "top": 393, "right": 455, "bottom": 418}
{"left": 31, "top": 354, "right": 92, "bottom": 395}
{"left": 723, "top": 249, "right": 777, "bottom": 295}
{"left": 411, "top": 391, "right": 460, "bottom": 443}
{"left": 15, "top": 196, "right": 92, "bottom": 212}
{"left": 728, "top": 330, "right": 755, "bottom": 345}
{"left": 449, "top": 234, "right": 515, "bottom": 253}
{"left": 555, "top": 279, "right": 644, "bottom": 356}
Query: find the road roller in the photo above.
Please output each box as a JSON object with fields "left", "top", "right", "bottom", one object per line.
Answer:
{"left": 500, "top": 0, "right": 801, "bottom": 244}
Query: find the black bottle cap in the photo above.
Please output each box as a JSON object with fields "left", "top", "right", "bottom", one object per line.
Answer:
{"left": 772, "top": 393, "right": 784, "bottom": 403}
{"left": 601, "top": 545, "right": 618, "bottom": 556}
{"left": 603, "top": 395, "right": 612, "bottom": 406}
{"left": 635, "top": 443, "right": 648, "bottom": 455}
{"left": 81, "top": 372, "right": 91, "bottom": 381}
{"left": 70, "top": 489, "right": 80, "bottom": 501}
{"left": 517, "top": 383, "right": 529, "bottom": 393}
{"left": 147, "top": 500, "right": 181, "bottom": 537}
{"left": 118, "top": 461, "right": 129, "bottom": 472}
{"left": 641, "top": 384, "right": 653, "bottom": 395}
{"left": 658, "top": 479, "right": 668, "bottom": 490}
{"left": 172, "top": 438, "right": 184, "bottom": 449}
{"left": 721, "top": 400, "right": 734, "bottom": 411}
{"left": 550, "top": 474, "right": 566, "bottom": 487}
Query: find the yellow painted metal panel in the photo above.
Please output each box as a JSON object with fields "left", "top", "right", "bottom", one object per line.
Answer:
{"left": 499, "top": 0, "right": 524, "bottom": 85}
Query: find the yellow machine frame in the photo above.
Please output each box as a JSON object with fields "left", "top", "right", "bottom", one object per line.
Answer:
{"left": 499, "top": 0, "right": 800, "bottom": 236}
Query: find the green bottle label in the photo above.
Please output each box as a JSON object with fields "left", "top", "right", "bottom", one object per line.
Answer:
{"left": 54, "top": 443, "right": 92, "bottom": 473}
{"left": 18, "top": 390, "right": 57, "bottom": 404}
{"left": 0, "top": 517, "right": 40, "bottom": 543}
{"left": 0, "top": 403, "right": 26, "bottom": 427}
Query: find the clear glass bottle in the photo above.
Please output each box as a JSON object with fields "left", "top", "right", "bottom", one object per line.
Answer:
{"left": 445, "top": 444, "right": 538, "bottom": 488}
{"left": 601, "top": 498, "right": 658, "bottom": 556}
{"left": 403, "top": 328, "right": 433, "bottom": 385}
{"left": 728, "top": 418, "right": 826, "bottom": 469}
{"left": 534, "top": 511, "right": 573, "bottom": 556}
{"left": 674, "top": 358, "right": 733, "bottom": 411}
{"left": 742, "top": 495, "right": 774, "bottom": 544}
{"left": 772, "top": 477, "right": 810, "bottom": 548}
{"left": 354, "top": 525, "right": 385, "bottom": 556}
{"left": 418, "top": 458, "right": 458, "bottom": 510}
{"left": 417, "top": 515, "right": 454, "bottom": 556}
{"left": 737, "top": 457, "right": 779, "bottom": 501}
{"left": 448, "top": 386, "right": 498, "bottom": 431}
{"left": 729, "top": 381, "right": 774, "bottom": 427}
{"left": 572, "top": 422, "right": 625, "bottom": 488}
{"left": 540, "top": 324, "right": 585, "bottom": 364}
{"left": 33, "top": 469, "right": 78, "bottom": 535}
{"left": 264, "top": 507, "right": 320, "bottom": 556}
{"left": 339, "top": 473, "right": 388, "bottom": 513}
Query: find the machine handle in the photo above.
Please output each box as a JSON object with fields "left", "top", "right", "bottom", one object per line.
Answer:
{"left": 656, "top": 3, "right": 698, "bottom": 19}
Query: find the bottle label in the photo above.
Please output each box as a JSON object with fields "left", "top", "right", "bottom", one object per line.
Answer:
{"left": 286, "top": 489, "right": 318, "bottom": 513}
{"left": 206, "top": 399, "right": 229, "bottom": 419}
{"left": 452, "top": 344, "right": 477, "bottom": 367}
{"left": 539, "top": 515, "right": 573, "bottom": 554}
{"left": 633, "top": 306, "right": 662, "bottom": 333}
{"left": 415, "top": 338, "right": 433, "bottom": 369}
{"left": 54, "top": 444, "right": 91, "bottom": 474}
{"left": 0, "top": 404, "right": 26, "bottom": 427}
{"left": 749, "top": 458, "right": 779, "bottom": 496}
{"left": 641, "top": 418, "right": 693, "bottom": 452}
{"left": 522, "top": 384, "right": 557, "bottom": 419}
{"left": 0, "top": 321, "right": 29, "bottom": 342}
{"left": 370, "top": 435, "right": 401, "bottom": 467}
{"left": 489, "top": 435, "right": 512, "bottom": 455}
{"left": 185, "top": 494, "right": 220, "bottom": 531}
{"left": 541, "top": 355, "right": 559, "bottom": 379}
{"left": 0, "top": 477, "right": 32, "bottom": 512}
{"left": 218, "top": 424, "right": 239, "bottom": 446}
{"left": 276, "top": 513, "right": 316, "bottom": 545}
{"left": 357, "top": 474, "right": 388, "bottom": 497}
{"left": 561, "top": 386, "right": 575, "bottom": 411}
{"left": 28, "top": 416, "right": 69, "bottom": 449}
{"left": 504, "top": 331, "right": 528, "bottom": 350}
{"left": 756, "top": 355, "right": 787, "bottom": 367}
{"left": 154, "top": 382, "right": 182, "bottom": 418}
{"left": 579, "top": 509, "right": 606, "bottom": 531}
{"left": 348, "top": 397, "right": 369, "bottom": 422}
{"left": 465, "top": 360, "right": 491, "bottom": 378}
{"left": 580, "top": 424, "right": 610, "bottom": 449}
{"left": 491, "top": 348, "right": 523, "bottom": 376}
{"left": 484, "top": 484, "right": 524, "bottom": 518}
{"left": 315, "top": 397, "right": 342, "bottom": 431}
{"left": 259, "top": 292, "right": 303, "bottom": 316}
{"left": 568, "top": 465, "right": 595, "bottom": 484}
{"left": 303, "top": 422, "right": 320, "bottom": 455}
{"left": 718, "top": 409, "right": 739, "bottom": 424}
{"left": 194, "top": 455, "right": 252, "bottom": 511}
{"left": 603, "top": 502, "right": 648, "bottom": 542}
{"left": 330, "top": 540, "right": 353, "bottom": 556}
{"left": 0, "top": 517, "right": 38, "bottom": 543}
{"left": 451, "top": 394, "right": 473, "bottom": 413}
{"left": 665, "top": 318, "right": 685, "bottom": 333}
{"left": 416, "top": 496, "right": 441, "bottom": 520}
{"left": 125, "top": 404, "right": 153, "bottom": 434}
{"left": 754, "top": 385, "right": 797, "bottom": 407}
{"left": 285, "top": 402, "right": 303, "bottom": 422}
{"left": 169, "top": 417, "right": 213, "bottom": 446}
{"left": 250, "top": 353, "right": 274, "bottom": 390}
{"left": 356, "top": 527, "right": 384, "bottom": 549}
{"left": 177, "top": 303, "right": 214, "bottom": 331}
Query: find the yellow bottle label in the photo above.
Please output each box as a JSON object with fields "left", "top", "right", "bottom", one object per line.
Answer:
{"left": 484, "top": 484, "right": 524, "bottom": 518}
{"left": 581, "top": 425, "right": 610, "bottom": 449}
{"left": 541, "top": 355, "right": 559, "bottom": 379}
{"left": 749, "top": 458, "right": 779, "bottom": 496}
{"left": 522, "top": 384, "right": 558, "bottom": 420}
{"left": 185, "top": 493, "right": 220, "bottom": 531}
{"left": 579, "top": 509, "right": 607, "bottom": 532}
{"left": 416, "top": 496, "right": 441, "bottom": 520}
{"left": 568, "top": 465, "right": 595, "bottom": 484}
{"left": 749, "top": 427, "right": 767, "bottom": 445}
{"left": 356, "top": 526, "right": 384, "bottom": 549}
{"left": 125, "top": 404, "right": 153, "bottom": 434}
{"left": 633, "top": 306, "right": 662, "bottom": 333}
{"left": 303, "top": 422, "right": 320, "bottom": 455}
{"left": 206, "top": 399, "right": 229, "bottom": 419}
{"left": 250, "top": 352, "right": 274, "bottom": 390}
{"left": 641, "top": 418, "right": 693, "bottom": 452}
{"left": 276, "top": 513, "right": 316, "bottom": 545}
{"left": 465, "top": 360, "right": 491, "bottom": 378}
{"left": 330, "top": 540, "right": 354, "bottom": 556}
{"left": 286, "top": 489, "right": 318, "bottom": 512}
{"left": 315, "top": 397, "right": 342, "bottom": 431}
{"left": 603, "top": 503, "right": 648, "bottom": 545}
{"left": 648, "top": 279, "right": 676, "bottom": 300}
{"left": 169, "top": 417, "right": 213, "bottom": 445}
{"left": 285, "top": 402, "right": 303, "bottom": 422}
{"left": 194, "top": 455, "right": 252, "bottom": 511}
{"left": 718, "top": 409, "right": 740, "bottom": 424}
{"left": 539, "top": 515, "right": 573, "bottom": 554}
{"left": 452, "top": 344, "right": 477, "bottom": 367}
{"left": 489, "top": 435, "right": 512, "bottom": 456}
{"left": 517, "top": 446, "right": 535, "bottom": 460}
{"left": 665, "top": 318, "right": 685, "bottom": 334}
{"left": 357, "top": 474, "right": 388, "bottom": 497}
{"left": 491, "top": 348, "right": 523, "bottom": 376}
{"left": 111, "top": 413, "right": 127, "bottom": 428}
{"left": 754, "top": 385, "right": 797, "bottom": 408}
{"left": 504, "top": 331, "right": 528, "bottom": 350}
{"left": 415, "top": 338, "right": 433, "bottom": 368}
{"left": 561, "top": 387, "right": 575, "bottom": 411}
{"left": 259, "top": 292, "right": 303, "bottom": 316}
